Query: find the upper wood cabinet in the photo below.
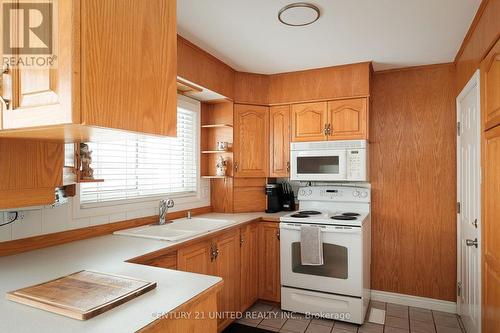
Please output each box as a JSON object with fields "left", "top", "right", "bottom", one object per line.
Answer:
{"left": 240, "top": 223, "right": 259, "bottom": 311}
{"left": 327, "top": 98, "right": 368, "bottom": 140}
{"left": 269, "top": 105, "right": 290, "bottom": 177}
{"left": 258, "top": 222, "right": 281, "bottom": 303}
{"left": 291, "top": 102, "right": 328, "bottom": 142}
{"left": 234, "top": 104, "right": 269, "bottom": 177}
{"left": 481, "top": 38, "right": 500, "bottom": 130}
{"left": 0, "top": 139, "right": 63, "bottom": 209}
{"left": 291, "top": 99, "right": 368, "bottom": 142}
{"left": 0, "top": 0, "right": 177, "bottom": 140}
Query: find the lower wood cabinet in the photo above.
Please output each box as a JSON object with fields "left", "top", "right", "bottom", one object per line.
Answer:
{"left": 258, "top": 222, "right": 281, "bottom": 303}
{"left": 137, "top": 220, "right": 281, "bottom": 331}
{"left": 240, "top": 223, "right": 259, "bottom": 311}
{"left": 177, "top": 229, "right": 241, "bottom": 332}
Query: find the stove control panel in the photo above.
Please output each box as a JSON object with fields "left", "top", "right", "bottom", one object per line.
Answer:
{"left": 298, "top": 186, "right": 370, "bottom": 202}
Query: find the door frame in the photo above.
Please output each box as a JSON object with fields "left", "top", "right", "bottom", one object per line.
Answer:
{"left": 456, "top": 69, "right": 481, "bottom": 329}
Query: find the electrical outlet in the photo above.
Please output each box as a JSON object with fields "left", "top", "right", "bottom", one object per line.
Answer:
{"left": 5, "top": 211, "right": 24, "bottom": 222}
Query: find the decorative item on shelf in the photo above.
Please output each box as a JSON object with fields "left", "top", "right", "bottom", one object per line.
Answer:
{"left": 215, "top": 156, "right": 227, "bottom": 176}
{"left": 79, "top": 143, "right": 95, "bottom": 180}
{"left": 216, "top": 141, "right": 229, "bottom": 151}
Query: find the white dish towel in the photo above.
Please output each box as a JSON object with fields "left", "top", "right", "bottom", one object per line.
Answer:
{"left": 300, "top": 225, "right": 324, "bottom": 265}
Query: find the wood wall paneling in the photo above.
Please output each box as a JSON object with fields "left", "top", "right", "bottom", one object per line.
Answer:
{"left": 269, "top": 62, "right": 371, "bottom": 105}
{"left": 177, "top": 36, "right": 235, "bottom": 99}
{"left": 455, "top": 0, "right": 500, "bottom": 93}
{"left": 371, "top": 64, "right": 457, "bottom": 301}
{"left": 234, "top": 72, "right": 270, "bottom": 105}
{"left": 482, "top": 125, "right": 500, "bottom": 332}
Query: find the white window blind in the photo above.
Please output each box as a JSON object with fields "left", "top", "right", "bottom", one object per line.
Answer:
{"left": 80, "top": 103, "right": 199, "bottom": 206}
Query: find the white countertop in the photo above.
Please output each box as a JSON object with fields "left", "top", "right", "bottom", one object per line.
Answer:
{"left": 0, "top": 212, "right": 285, "bottom": 333}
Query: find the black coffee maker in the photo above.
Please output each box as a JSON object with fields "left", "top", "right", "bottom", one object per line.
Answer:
{"left": 265, "top": 184, "right": 282, "bottom": 213}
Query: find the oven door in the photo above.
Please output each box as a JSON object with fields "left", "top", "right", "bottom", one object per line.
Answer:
{"left": 280, "top": 223, "right": 363, "bottom": 297}
{"left": 290, "top": 149, "right": 347, "bottom": 181}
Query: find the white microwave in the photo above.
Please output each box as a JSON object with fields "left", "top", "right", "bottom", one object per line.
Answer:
{"left": 290, "top": 140, "right": 368, "bottom": 182}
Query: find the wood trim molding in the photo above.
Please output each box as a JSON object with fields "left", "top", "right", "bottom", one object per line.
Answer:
{"left": 0, "top": 206, "right": 212, "bottom": 257}
{"left": 374, "top": 62, "right": 455, "bottom": 75}
{"left": 371, "top": 290, "right": 457, "bottom": 314}
{"left": 454, "top": 0, "right": 491, "bottom": 63}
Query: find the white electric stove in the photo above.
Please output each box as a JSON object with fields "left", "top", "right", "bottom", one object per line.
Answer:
{"left": 279, "top": 185, "right": 371, "bottom": 325}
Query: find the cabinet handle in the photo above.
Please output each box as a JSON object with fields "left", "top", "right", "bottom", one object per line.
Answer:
{"left": 323, "top": 124, "right": 328, "bottom": 135}
{"left": 234, "top": 162, "right": 239, "bottom": 172}
{"left": 326, "top": 123, "right": 332, "bottom": 135}
{"left": 276, "top": 230, "right": 280, "bottom": 241}
{"left": 210, "top": 243, "right": 217, "bottom": 262}
{"left": 240, "top": 235, "right": 244, "bottom": 246}
{"left": 286, "top": 162, "right": 290, "bottom": 172}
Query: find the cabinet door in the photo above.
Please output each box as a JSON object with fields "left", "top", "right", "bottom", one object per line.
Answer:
{"left": 291, "top": 102, "right": 328, "bottom": 142}
{"left": 0, "top": 139, "right": 63, "bottom": 209}
{"left": 214, "top": 229, "right": 241, "bottom": 331}
{"left": 327, "top": 98, "right": 368, "bottom": 140}
{"left": 481, "top": 38, "right": 500, "bottom": 130}
{"left": 482, "top": 119, "right": 500, "bottom": 330}
{"left": 240, "top": 223, "right": 259, "bottom": 311}
{"left": 2, "top": 0, "right": 74, "bottom": 129}
{"left": 258, "top": 222, "right": 281, "bottom": 302}
{"left": 234, "top": 104, "right": 269, "bottom": 177}
{"left": 81, "top": 0, "right": 177, "bottom": 136}
{"left": 177, "top": 240, "right": 214, "bottom": 275}
{"left": 270, "top": 105, "right": 291, "bottom": 177}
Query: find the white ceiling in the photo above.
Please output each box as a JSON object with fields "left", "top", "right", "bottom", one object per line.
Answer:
{"left": 177, "top": 0, "right": 481, "bottom": 74}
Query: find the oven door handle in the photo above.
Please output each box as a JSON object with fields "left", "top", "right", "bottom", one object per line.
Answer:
{"left": 280, "top": 223, "right": 361, "bottom": 234}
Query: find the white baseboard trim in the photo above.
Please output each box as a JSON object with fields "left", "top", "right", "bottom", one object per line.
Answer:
{"left": 371, "top": 290, "right": 457, "bottom": 314}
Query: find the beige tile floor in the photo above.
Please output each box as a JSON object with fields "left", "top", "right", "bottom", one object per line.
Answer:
{"left": 235, "top": 301, "right": 466, "bottom": 333}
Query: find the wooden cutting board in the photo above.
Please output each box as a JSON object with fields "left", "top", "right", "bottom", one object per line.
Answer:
{"left": 6, "top": 270, "right": 156, "bottom": 320}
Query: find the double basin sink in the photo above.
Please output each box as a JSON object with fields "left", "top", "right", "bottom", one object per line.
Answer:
{"left": 114, "top": 217, "right": 235, "bottom": 242}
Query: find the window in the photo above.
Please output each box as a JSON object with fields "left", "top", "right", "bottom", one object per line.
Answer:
{"left": 80, "top": 97, "right": 199, "bottom": 206}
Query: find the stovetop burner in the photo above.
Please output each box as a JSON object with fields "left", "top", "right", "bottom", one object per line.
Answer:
{"left": 342, "top": 212, "right": 361, "bottom": 217}
{"left": 331, "top": 215, "right": 358, "bottom": 221}
{"left": 298, "top": 210, "right": 322, "bottom": 215}
{"left": 290, "top": 213, "right": 310, "bottom": 218}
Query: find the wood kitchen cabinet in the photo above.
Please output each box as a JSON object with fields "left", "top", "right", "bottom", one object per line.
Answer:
{"left": 0, "top": 0, "right": 177, "bottom": 140}
{"left": 177, "top": 240, "right": 214, "bottom": 275}
{"left": 258, "top": 222, "right": 281, "bottom": 303}
{"left": 0, "top": 139, "right": 64, "bottom": 209}
{"left": 291, "top": 102, "right": 328, "bottom": 142}
{"left": 269, "top": 105, "right": 291, "bottom": 177}
{"left": 234, "top": 104, "right": 269, "bottom": 177}
{"left": 327, "top": 98, "right": 368, "bottom": 140}
{"left": 240, "top": 223, "right": 259, "bottom": 311}
{"left": 482, "top": 38, "right": 500, "bottom": 130}
{"left": 291, "top": 98, "right": 368, "bottom": 142}
{"left": 177, "top": 229, "right": 241, "bottom": 331}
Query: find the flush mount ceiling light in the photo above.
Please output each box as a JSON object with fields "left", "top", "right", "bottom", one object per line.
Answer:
{"left": 278, "top": 3, "right": 321, "bottom": 27}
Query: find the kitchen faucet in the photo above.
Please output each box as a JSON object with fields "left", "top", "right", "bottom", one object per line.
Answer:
{"left": 158, "top": 199, "right": 174, "bottom": 225}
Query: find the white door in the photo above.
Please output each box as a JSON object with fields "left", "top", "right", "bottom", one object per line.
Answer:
{"left": 456, "top": 70, "right": 481, "bottom": 333}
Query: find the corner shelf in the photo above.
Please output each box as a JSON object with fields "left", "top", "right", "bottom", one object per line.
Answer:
{"left": 77, "top": 177, "right": 105, "bottom": 183}
{"left": 201, "top": 124, "right": 233, "bottom": 128}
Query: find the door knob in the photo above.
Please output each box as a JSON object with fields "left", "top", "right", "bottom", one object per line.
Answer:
{"left": 466, "top": 238, "right": 478, "bottom": 248}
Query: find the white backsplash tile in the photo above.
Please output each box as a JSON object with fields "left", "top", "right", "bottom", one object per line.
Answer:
{"left": 0, "top": 212, "right": 12, "bottom": 242}
{"left": 108, "top": 212, "right": 127, "bottom": 223}
{"left": 68, "top": 217, "right": 90, "bottom": 230}
{"left": 90, "top": 215, "right": 109, "bottom": 226}
{"left": 11, "top": 210, "right": 43, "bottom": 240}
{"left": 42, "top": 204, "right": 70, "bottom": 234}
